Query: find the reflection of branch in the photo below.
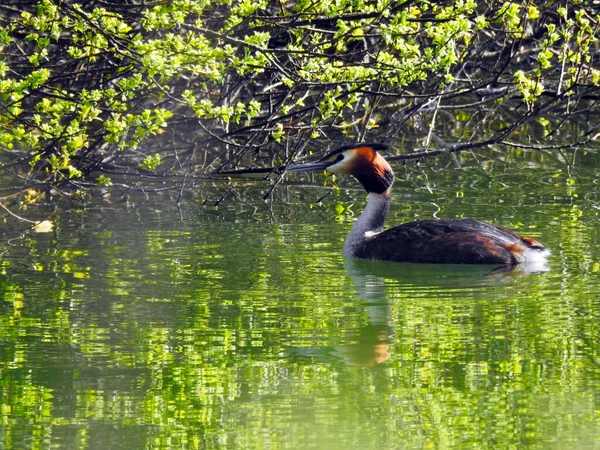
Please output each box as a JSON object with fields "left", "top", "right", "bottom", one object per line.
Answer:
{"left": 0, "top": 200, "right": 38, "bottom": 224}
{"left": 263, "top": 133, "right": 312, "bottom": 200}
{"left": 500, "top": 135, "right": 600, "bottom": 151}
{"left": 386, "top": 139, "right": 496, "bottom": 163}
{"left": 387, "top": 136, "right": 600, "bottom": 163}
{"left": 212, "top": 187, "right": 234, "bottom": 207}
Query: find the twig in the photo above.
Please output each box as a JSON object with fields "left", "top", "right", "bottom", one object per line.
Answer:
{"left": 316, "top": 188, "right": 334, "bottom": 203}
{"left": 0, "top": 200, "right": 38, "bottom": 224}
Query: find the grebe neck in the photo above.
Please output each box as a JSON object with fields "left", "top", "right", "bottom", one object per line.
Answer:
{"left": 343, "top": 190, "right": 391, "bottom": 257}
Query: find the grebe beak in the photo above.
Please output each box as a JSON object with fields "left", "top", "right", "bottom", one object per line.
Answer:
{"left": 287, "top": 160, "right": 331, "bottom": 173}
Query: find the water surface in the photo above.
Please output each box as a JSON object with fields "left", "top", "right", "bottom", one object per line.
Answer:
{"left": 1, "top": 148, "right": 599, "bottom": 449}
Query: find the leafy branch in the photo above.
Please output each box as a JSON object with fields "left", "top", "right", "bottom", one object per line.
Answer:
{"left": 0, "top": 0, "right": 598, "bottom": 196}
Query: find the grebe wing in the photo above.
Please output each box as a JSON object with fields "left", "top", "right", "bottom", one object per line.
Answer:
{"left": 357, "top": 219, "right": 545, "bottom": 265}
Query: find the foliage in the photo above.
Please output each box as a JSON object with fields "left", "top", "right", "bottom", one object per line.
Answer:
{"left": 0, "top": 0, "right": 599, "bottom": 190}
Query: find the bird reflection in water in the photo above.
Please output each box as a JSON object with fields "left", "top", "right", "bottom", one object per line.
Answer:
{"left": 330, "top": 259, "right": 395, "bottom": 367}
{"left": 331, "top": 257, "right": 549, "bottom": 367}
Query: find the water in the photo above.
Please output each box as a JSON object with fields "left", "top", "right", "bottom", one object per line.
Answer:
{"left": 1, "top": 148, "right": 600, "bottom": 449}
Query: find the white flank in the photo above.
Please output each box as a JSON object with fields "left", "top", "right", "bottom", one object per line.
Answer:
{"left": 518, "top": 247, "right": 551, "bottom": 273}
{"left": 522, "top": 247, "right": 551, "bottom": 264}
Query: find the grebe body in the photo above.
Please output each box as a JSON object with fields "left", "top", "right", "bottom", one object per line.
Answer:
{"left": 289, "top": 143, "right": 549, "bottom": 266}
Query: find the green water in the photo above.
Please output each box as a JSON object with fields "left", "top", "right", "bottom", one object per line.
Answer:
{"left": 1, "top": 148, "right": 600, "bottom": 449}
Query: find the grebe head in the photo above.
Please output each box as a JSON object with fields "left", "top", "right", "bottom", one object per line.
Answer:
{"left": 288, "top": 143, "right": 394, "bottom": 194}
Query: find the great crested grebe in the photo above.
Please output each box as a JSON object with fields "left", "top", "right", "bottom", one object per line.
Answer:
{"left": 288, "top": 143, "right": 550, "bottom": 265}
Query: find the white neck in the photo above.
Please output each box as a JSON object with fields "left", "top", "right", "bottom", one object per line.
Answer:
{"left": 343, "top": 191, "right": 391, "bottom": 257}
